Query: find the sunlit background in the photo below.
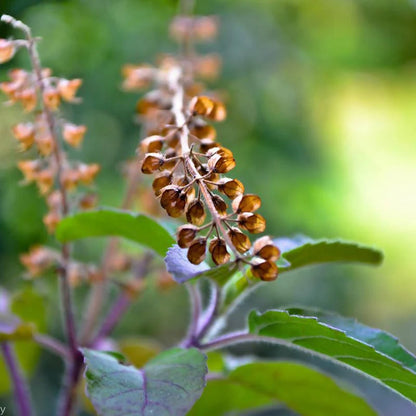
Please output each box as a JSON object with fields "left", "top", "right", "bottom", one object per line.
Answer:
{"left": 1, "top": 0, "right": 416, "bottom": 414}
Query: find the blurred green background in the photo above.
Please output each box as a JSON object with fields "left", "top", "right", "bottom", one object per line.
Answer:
{"left": 1, "top": 0, "right": 416, "bottom": 414}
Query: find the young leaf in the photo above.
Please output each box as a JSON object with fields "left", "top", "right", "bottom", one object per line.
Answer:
{"left": 188, "top": 361, "right": 376, "bottom": 416}
{"left": 248, "top": 310, "right": 416, "bottom": 403}
{"left": 56, "top": 208, "right": 175, "bottom": 257}
{"left": 276, "top": 237, "right": 383, "bottom": 271}
{"left": 286, "top": 307, "right": 416, "bottom": 372}
{"left": 83, "top": 347, "right": 207, "bottom": 416}
{"left": 165, "top": 244, "right": 238, "bottom": 284}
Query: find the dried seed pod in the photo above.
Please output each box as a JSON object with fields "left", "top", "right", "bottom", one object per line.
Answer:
{"left": 78, "top": 163, "right": 100, "bottom": 185}
{"left": 63, "top": 123, "right": 87, "bottom": 148}
{"left": 43, "top": 210, "right": 60, "bottom": 233}
{"left": 253, "top": 236, "right": 281, "bottom": 261}
{"left": 187, "top": 237, "right": 207, "bottom": 265}
{"left": 35, "top": 169, "right": 54, "bottom": 194}
{"left": 12, "top": 123, "right": 35, "bottom": 150}
{"left": 207, "top": 152, "right": 235, "bottom": 173}
{"left": 189, "top": 96, "right": 215, "bottom": 117}
{"left": 195, "top": 54, "right": 221, "bottom": 80}
{"left": 141, "top": 152, "right": 164, "bottom": 174}
{"left": 191, "top": 124, "right": 217, "bottom": 141}
{"left": 152, "top": 171, "right": 172, "bottom": 196}
{"left": 162, "top": 148, "right": 178, "bottom": 170}
{"left": 251, "top": 258, "right": 278, "bottom": 281}
{"left": 177, "top": 224, "right": 199, "bottom": 248}
{"left": 232, "top": 194, "right": 261, "bottom": 213}
{"left": 160, "top": 185, "right": 186, "bottom": 217}
{"left": 17, "top": 160, "right": 40, "bottom": 182}
{"left": 186, "top": 199, "right": 206, "bottom": 226}
{"left": 57, "top": 78, "right": 82, "bottom": 101}
{"left": 20, "top": 246, "right": 56, "bottom": 277}
{"left": 199, "top": 138, "right": 218, "bottom": 153}
{"left": 212, "top": 194, "right": 227, "bottom": 215}
{"left": 43, "top": 87, "right": 60, "bottom": 110}
{"left": 218, "top": 178, "right": 244, "bottom": 199}
{"left": 228, "top": 227, "right": 251, "bottom": 253}
{"left": 19, "top": 88, "right": 37, "bottom": 112}
{"left": 0, "top": 39, "right": 15, "bottom": 63}
{"left": 35, "top": 135, "right": 55, "bottom": 156}
{"left": 166, "top": 131, "right": 180, "bottom": 148}
{"left": 62, "top": 169, "right": 80, "bottom": 190}
{"left": 79, "top": 193, "right": 98, "bottom": 210}
{"left": 209, "top": 237, "right": 230, "bottom": 265}
{"left": 140, "top": 135, "right": 164, "bottom": 153}
{"left": 209, "top": 101, "right": 227, "bottom": 122}
{"left": 238, "top": 212, "right": 266, "bottom": 234}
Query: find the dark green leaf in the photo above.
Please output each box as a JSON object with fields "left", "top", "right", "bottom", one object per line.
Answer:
{"left": 249, "top": 310, "right": 416, "bottom": 403}
{"left": 189, "top": 361, "right": 376, "bottom": 416}
{"left": 56, "top": 208, "right": 175, "bottom": 257}
{"left": 83, "top": 347, "right": 207, "bottom": 416}
{"left": 165, "top": 245, "right": 238, "bottom": 284}
{"left": 276, "top": 237, "right": 383, "bottom": 271}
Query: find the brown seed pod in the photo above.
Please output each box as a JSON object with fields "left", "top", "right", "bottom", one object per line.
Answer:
{"left": 19, "top": 88, "right": 37, "bottom": 112}
{"left": 140, "top": 135, "right": 164, "bottom": 153}
{"left": 43, "top": 87, "right": 60, "bottom": 110}
{"left": 152, "top": 171, "right": 172, "bottom": 196}
{"left": 78, "top": 163, "right": 100, "bottom": 185}
{"left": 187, "top": 237, "right": 207, "bottom": 265}
{"left": 212, "top": 194, "right": 227, "bottom": 215}
{"left": 162, "top": 149, "right": 178, "bottom": 170}
{"left": 189, "top": 96, "right": 215, "bottom": 117}
{"left": 251, "top": 258, "right": 278, "bottom": 281}
{"left": 207, "top": 153, "right": 235, "bottom": 173}
{"left": 17, "top": 160, "right": 40, "bottom": 182}
{"left": 160, "top": 185, "right": 186, "bottom": 217}
{"left": 191, "top": 123, "right": 217, "bottom": 141}
{"left": 209, "top": 101, "right": 227, "bottom": 122}
{"left": 227, "top": 227, "right": 251, "bottom": 253}
{"left": 141, "top": 152, "right": 164, "bottom": 174}
{"left": 218, "top": 178, "right": 244, "bottom": 199}
{"left": 186, "top": 199, "right": 206, "bottom": 226}
{"left": 177, "top": 225, "right": 199, "bottom": 248}
{"left": 63, "top": 123, "right": 87, "bottom": 148}
{"left": 232, "top": 194, "right": 261, "bottom": 213}
{"left": 238, "top": 213, "right": 266, "bottom": 234}
{"left": 199, "top": 139, "right": 218, "bottom": 153}
{"left": 209, "top": 237, "right": 230, "bottom": 265}
{"left": 35, "top": 135, "right": 55, "bottom": 156}
{"left": 12, "top": 123, "right": 35, "bottom": 150}
{"left": 57, "top": 78, "right": 82, "bottom": 101}
{"left": 253, "top": 236, "right": 281, "bottom": 261}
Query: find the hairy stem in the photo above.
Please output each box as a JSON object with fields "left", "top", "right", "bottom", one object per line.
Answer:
{"left": 1, "top": 342, "right": 32, "bottom": 416}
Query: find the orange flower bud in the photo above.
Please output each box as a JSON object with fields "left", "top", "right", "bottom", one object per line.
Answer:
{"left": 228, "top": 227, "right": 251, "bottom": 253}
{"left": 12, "top": 123, "right": 35, "bottom": 151}
{"left": 209, "top": 238, "right": 230, "bottom": 265}
{"left": 78, "top": 163, "right": 100, "bottom": 185}
{"left": 57, "top": 78, "right": 82, "bottom": 101}
{"left": 140, "top": 135, "right": 164, "bottom": 153}
{"left": 238, "top": 213, "right": 266, "bottom": 234}
{"left": 62, "top": 169, "right": 80, "bottom": 190}
{"left": 187, "top": 237, "right": 207, "bottom": 265}
{"left": 19, "top": 88, "right": 37, "bottom": 112}
{"left": 218, "top": 178, "right": 244, "bottom": 199}
{"left": 253, "top": 236, "right": 281, "bottom": 262}
{"left": 35, "top": 135, "right": 55, "bottom": 156}
{"left": 177, "top": 224, "right": 199, "bottom": 248}
{"left": 63, "top": 123, "right": 87, "bottom": 148}
{"left": 251, "top": 258, "right": 278, "bottom": 281}
{"left": 141, "top": 153, "right": 164, "bottom": 174}
{"left": 152, "top": 171, "right": 172, "bottom": 196}
{"left": 186, "top": 199, "right": 206, "bottom": 226}
{"left": 17, "top": 160, "right": 40, "bottom": 182}
{"left": 43, "top": 87, "right": 60, "bottom": 110}
{"left": 35, "top": 169, "right": 54, "bottom": 195}
{"left": 0, "top": 39, "right": 15, "bottom": 63}
{"left": 232, "top": 194, "right": 261, "bottom": 213}
{"left": 212, "top": 194, "right": 227, "bottom": 215}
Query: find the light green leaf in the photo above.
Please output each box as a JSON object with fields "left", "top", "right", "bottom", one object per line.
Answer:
{"left": 83, "top": 347, "right": 207, "bottom": 416}
{"left": 189, "top": 361, "right": 376, "bottom": 416}
{"left": 249, "top": 310, "right": 416, "bottom": 403}
{"left": 276, "top": 237, "right": 383, "bottom": 271}
{"left": 56, "top": 208, "right": 175, "bottom": 257}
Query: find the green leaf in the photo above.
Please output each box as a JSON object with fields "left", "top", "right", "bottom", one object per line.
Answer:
{"left": 286, "top": 307, "right": 416, "bottom": 373}
{"left": 165, "top": 245, "right": 238, "bottom": 284}
{"left": 276, "top": 237, "right": 383, "bottom": 271}
{"left": 83, "top": 347, "right": 207, "bottom": 416}
{"left": 189, "top": 361, "right": 376, "bottom": 416}
{"left": 249, "top": 310, "right": 416, "bottom": 403}
{"left": 56, "top": 208, "right": 175, "bottom": 257}
{"left": 0, "top": 287, "right": 46, "bottom": 394}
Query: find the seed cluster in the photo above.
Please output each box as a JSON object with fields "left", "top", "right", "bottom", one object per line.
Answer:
{"left": 0, "top": 17, "right": 99, "bottom": 282}
{"left": 123, "top": 16, "right": 280, "bottom": 281}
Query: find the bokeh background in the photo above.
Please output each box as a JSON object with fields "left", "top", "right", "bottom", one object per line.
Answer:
{"left": 1, "top": 0, "right": 416, "bottom": 414}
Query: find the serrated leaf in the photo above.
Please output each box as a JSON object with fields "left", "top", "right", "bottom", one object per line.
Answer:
{"left": 165, "top": 245, "right": 238, "bottom": 284}
{"left": 56, "top": 208, "right": 175, "bottom": 257}
{"left": 249, "top": 310, "right": 416, "bottom": 403}
{"left": 276, "top": 237, "right": 383, "bottom": 271}
{"left": 188, "top": 361, "right": 376, "bottom": 416}
{"left": 286, "top": 307, "right": 416, "bottom": 372}
{"left": 83, "top": 347, "right": 207, "bottom": 416}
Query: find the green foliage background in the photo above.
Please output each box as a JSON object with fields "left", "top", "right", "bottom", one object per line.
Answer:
{"left": 1, "top": 0, "right": 416, "bottom": 414}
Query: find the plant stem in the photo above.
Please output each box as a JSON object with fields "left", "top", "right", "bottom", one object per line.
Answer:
{"left": 33, "top": 334, "right": 70, "bottom": 359}
{"left": 182, "top": 283, "right": 202, "bottom": 347}
{"left": 196, "top": 282, "right": 220, "bottom": 339}
{"left": 1, "top": 342, "right": 32, "bottom": 416}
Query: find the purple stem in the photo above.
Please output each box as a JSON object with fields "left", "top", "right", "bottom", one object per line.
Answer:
{"left": 196, "top": 282, "right": 220, "bottom": 339}
{"left": 182, "top": 283, "right": 202, "bottom": 348}
{"left": 1, "top": 342, "right": 32, "bottom": 416}
{"left": 33, "top": 334, "right": 70, "bottom": 359}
